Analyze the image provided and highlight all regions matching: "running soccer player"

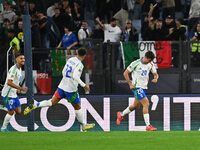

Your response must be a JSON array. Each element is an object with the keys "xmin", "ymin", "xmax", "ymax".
[
  {"xmin": 24, "ymin": 48, "xmax": 95, "ymax": 131},
  {"xmin": 117, "ymin": 51, "xmax": 159, "ymax": 131},
  {"xmin": 1, "ymin": 53, "xmax": 28, "ymax": 132}
]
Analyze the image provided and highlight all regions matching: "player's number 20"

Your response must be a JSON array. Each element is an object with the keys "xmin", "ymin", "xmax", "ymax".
[
  {"xmin": 65, "ymin": 64, "xmax": 72, "ymax": 78},
  {"xmin": 141, "ymin": 70, "xmax": 147, "ymax": 76}
]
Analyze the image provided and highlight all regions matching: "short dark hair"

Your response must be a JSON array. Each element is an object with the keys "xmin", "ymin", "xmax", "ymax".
[
  {"xmin": 64, "ymin": 25, "xmax": 73, "ymax": 31},
  {"xmin": 145, "ymin": 51, "xmax": 155, "ymax": 60},
  {"xmin": 177, "ymin": 18, "xmax": 184, "ymax": 25},
  {"xmin": 77, "ymin": 48, "xmax": 87, "ymax": 56},
  {"xmin": 15, "ymin": 53, "xmax": 24, "ymax": 58},
  {"xmin": 110, "ymin": 18, "xmax": 117, "ymax": 22}
]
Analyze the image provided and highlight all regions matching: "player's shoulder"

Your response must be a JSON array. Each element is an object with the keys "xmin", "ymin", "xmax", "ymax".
[
  {"xmin": 130, "ymin": 59, "xmax": 141, "ymax": 66},
  {"xmin": 9, "ymin": 64, "xmax": 18, "ymax": 73},
  {"xmin": 148, "ymin": 61, "xmax": 154, "ymax": 67}
]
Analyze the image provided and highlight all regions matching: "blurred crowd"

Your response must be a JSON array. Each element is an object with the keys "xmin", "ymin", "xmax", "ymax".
[{"xmin": 0, "ymin": 0, "xmax": 200, "ymax": 54}]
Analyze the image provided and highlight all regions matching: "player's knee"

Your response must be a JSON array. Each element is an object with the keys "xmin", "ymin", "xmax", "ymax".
[{"xmin": 143, "ymin": 103, "xmax": 149, "ymax": 108}]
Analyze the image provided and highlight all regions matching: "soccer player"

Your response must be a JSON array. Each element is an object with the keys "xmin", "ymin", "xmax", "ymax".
[
  {"xmin": 1, "ymin": 53, "xmax": 28, "ymax": 131},
  {"xmin": 117, "ymin": 51, "xmax": 159, "ymax": 131},
  {"xmin": 24, "ymin": 48, "xmax": 95, "ymax": 131}
]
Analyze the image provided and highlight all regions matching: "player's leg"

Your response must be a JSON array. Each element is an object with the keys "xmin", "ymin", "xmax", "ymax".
[
  {"xmin": 70, "ymin": 92, "xmax": 95, "ymax": 131},
  {"xmin": 15, "ymin": 107, "xmax": 21, "ymax": 114},
  {"xmin": 1, "ymin": 97, "xmax": 16, "ymax": 131},
  {"xmin": 117, "ymin": 99, "xmax": 141, "ymax": 125},
  {"xmin": 117, "ymin": 88, "xmax": 142, "ymax": 126},
  {"xmin": 24, "ymin": 88, "xmax": 62, "ymax": 115},
  {"xmin": 139, "ymin": 97, "xmax": 157, "ymax": 131}
]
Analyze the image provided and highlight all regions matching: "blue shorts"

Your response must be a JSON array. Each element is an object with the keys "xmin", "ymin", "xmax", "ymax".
[
  {"xmin": 54, "ymin": 88, "xmax": 80, "ymax": 104},
  {"xmin": 3, "ymin": 96, "xmax": 21, "ymax": 110},
  {"xmin": 132, "ymin": 88, "xmax": 147, "ymax": 100}
]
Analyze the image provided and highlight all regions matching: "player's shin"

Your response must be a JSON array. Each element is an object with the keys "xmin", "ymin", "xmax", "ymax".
[
  {"xmin": 121, "ymin": 106, "xmax": 131, "ymax": 117},
  {"xmin": 36, "ymin": 100, "xmax": 52, "ymax": 108},
  {"xmin": 75, "ymin": 109, "xmax": 85, "ymax": 125},
  {"xmin": 1, "ymin": 113, "xmax": 12, "ymax": 130},
  {"xmin": 143, "ymin": 113, "xmax": 150, "ymax": 126}
]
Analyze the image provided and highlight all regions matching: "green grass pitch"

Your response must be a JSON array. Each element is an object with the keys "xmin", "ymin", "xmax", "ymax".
[{"xmin": 0, "ymin": 131, "xmax": 199, "ymax": 150}]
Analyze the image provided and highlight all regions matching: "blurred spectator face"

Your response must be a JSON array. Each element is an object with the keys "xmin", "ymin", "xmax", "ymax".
[
  {"xmin": 65, "ymin": 7, "xmax": 71, "ymax": 14},
  {"xmin": 176, "ymin": 20, "xmax": 181, "ymax": 27},
  {"xmin": 3, "ymin": 20, "xmax": 10, "ymax": 27},
  {"xmin": 74, "ymin": 2, "xmax": 80, "ymax": 8},
  {"xmin": 4, "ymin": 3, "xmax": 11, "ymax": 10},
  {"xmin": 82, "ymin": 21, "xmax": 88, "ymax": 28},
  {"xmin": 126, "ymin": 22, "xmax": 132, "ymax": 29},
  {"xmin": 37, "ymin": 12, "xmax": 44, "ymax": 19},
  {"xmin": 156, "ymin": 20, "xmax": 162, "ymax": 29},
  {"xmin": 64, "ymin": 27, "xmax": 69, "ymax": 33},
  {"xmin": 18, "ymin": 21, "xmax": 23, "ymax": 29},
  {"xmin": 63, "ymin": 0, "xmax": 69, "ymax": 8},
  {"xmin": 54, "ymin": 2, "xmax": 59, "ymax": 8},
  {"xmin": 197, "ymin": 24, "xmax": 200, "ymax": 32},
  {"xmin": 165, "ymin": 18, "xmax": 173, "ymax": 25},
  {"xmin": 29, "ymin": 2, "xmax": 35, "ymax": 10},
  {"xmin": 55, "ymin": 8, "xmax": 60, "ymax": 16},
  {"xmin": 20, "ymin": 0, "xmax": 26, "ymax": 6},
  {"xmin": 110, "ymin": 20, "xmax": 117, "ymax": 27}
]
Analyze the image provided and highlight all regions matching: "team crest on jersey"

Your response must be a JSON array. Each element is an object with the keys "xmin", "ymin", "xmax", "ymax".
[{"xmin": 78, "ymin": 69, "xmax": 81, "ymax": 72}]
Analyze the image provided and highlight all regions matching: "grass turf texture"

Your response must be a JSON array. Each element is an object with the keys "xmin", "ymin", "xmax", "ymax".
[{"xmin": 0, "ymin": 131, "xmax": 199, "ymax": 150}]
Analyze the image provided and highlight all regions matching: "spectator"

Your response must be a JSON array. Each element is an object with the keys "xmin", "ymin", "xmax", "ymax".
[
  {"xmin": 152, "ymin": 19, "xmax": 166, "ymax": 41},
  {"xmin": 0, "ymin": 2, "xmax": 16, "ymax": 27},
  {"xmin": 60, "ymin": 0, "xmax": 70, "ymax": 14},
  {"xmin": 188, "ymin": 0, "xmax": 200, "ymax": 36},
  {"xmin": 157, "ymin": 0, "xmax": 175, "ymax": 19},
  {"xmin": 73, "ymin": 0, "xmax": 84, "ymax": 21},
  {"xmin": 29, "ymin": 2, "xmax": 36, "ymax": 16},
  {"xmin": 90, "ymin": 24, "xmax": 104, "ymax": 40},
  {"xmin": 138, "ymin": 0, "xmax": 159, "ymax": 26},
  {"xmin": 37, "ymin": 11, "xmax": 49, "ymax": 48},
  {"xmin": 0, "ymin": 18, "xmax": 11, "ymax": 46},
  {"xmin": 63, "ymin": 6, "xmax": 75, "ymax": 31},
  {"xmin": 121, "ymin": 19, "xmax": 138, "ymax": 42},
  {"xmin": 96, "ymin": 17, "xmax": 122, "ymax": 68},
  {"xmin": 47, "ymin": 1, "xmax": 59, "ymax": 17},
  {"xmin": 7, "ymin": 29, "xmax": 20, "ymax": 55},
  {"xmin": 172, "ymin": 18, "xmax": 186, "ymax": 41},
  {"xmin": 141, "ymin": 3, "xmax": 157, "ymax": 40},
  {"xmin": 78, "ymin": 21, "xmax": 90, "ymax": 45},
  {"xmin": 17, "ymin": 0, "xmax": 25, "ymax": 14},
  {"xmin": 31, "ymin": 14, "xmax": 41, "ymax": 48},
  {"xmin": 96, "ymin": 17, "xmax": 121, "ymax": 43},
  {"xmin": 163, "ymin": 15, "xmax": 176, "ymax": 40},
  {"xmin": 52, "ymin": 8, "xmax": 65, "ymax": 37},
  {"xmin": 57, "ymin": 25, "xmax": 78, "ymax": 50},
  {"xmin": 15, "ymin": 19, "xmax": 24, "ymax": 53},
  {"xmin": 191, "ymin": 23, "xmax": 200, "ymax": 66}
]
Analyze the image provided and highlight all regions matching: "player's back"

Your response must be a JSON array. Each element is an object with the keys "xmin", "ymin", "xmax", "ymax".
[{"xmin": 58, "ymin": 57, "xmax": 83, "ymax": 92}]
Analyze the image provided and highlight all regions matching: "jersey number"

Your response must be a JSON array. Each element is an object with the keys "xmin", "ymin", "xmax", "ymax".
[
  {"xmin": 65, "ymin": 64, "xmax": 72, "ymax": 78},
  {"xmin": 141, "ymin": 70, "xmax": 147, "ymax": 76}
]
